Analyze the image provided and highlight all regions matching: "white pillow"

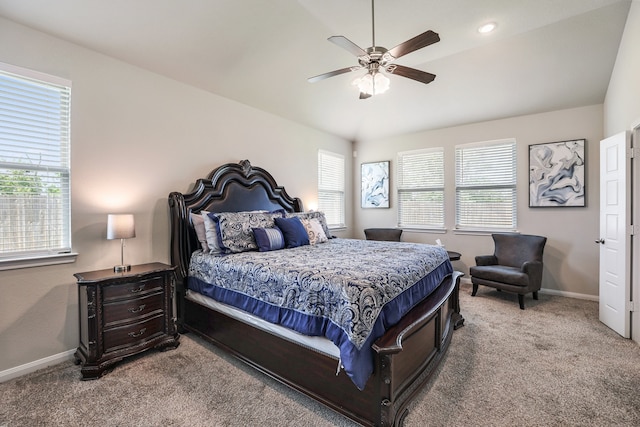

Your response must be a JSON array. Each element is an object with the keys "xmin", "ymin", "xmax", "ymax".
[
  {"xmin": 189, "ymin": 212, "xmax": 209, "ymax": 252},
  {"xmin": 201, "ymin": 211, "xmax": 222, "ymax": 254},
  {"xmin": 287, "ymin": 211, "xmax": 332, "ymax": 239}
]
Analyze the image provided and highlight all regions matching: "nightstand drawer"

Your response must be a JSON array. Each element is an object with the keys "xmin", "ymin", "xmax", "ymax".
[
  {"xmin": 103, "ymin": 292, "xmax": 164, "ymax": 327},
  {"xmin": 103, "ymin": 276, "xmax": 164, "ymax": 301},
  {"xmin": 103, "ymin": 315, "xmax": 164, "ymax": 353}
]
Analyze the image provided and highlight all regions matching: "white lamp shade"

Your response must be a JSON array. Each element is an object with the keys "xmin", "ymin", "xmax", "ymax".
[{"xmin": 107, "ymin": 214, "xmax": 136, "ymax": 240}]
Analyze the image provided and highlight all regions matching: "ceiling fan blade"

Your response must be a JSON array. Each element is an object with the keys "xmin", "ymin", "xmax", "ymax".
[
  {"xmin": 359, "ymin": 92, "xmax": 372, "ymax": 100},
  {"xmin": 307, "ymin": 66, "xmax": 362, "ymax": 83},
  {"xmin": 386, "ymin": 30, "xmax": 440, "ymax": 61},
  {"xmin": 328, "ymin": 36, "xmax": 368, "ymax": 57},
  {"xmin": 385, "ymin": 64, "xmax": 436, "ymax": 84}
]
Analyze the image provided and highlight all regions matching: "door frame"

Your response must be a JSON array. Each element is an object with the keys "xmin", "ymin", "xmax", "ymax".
[{"xmin": 631, "ymin": 118, "xmax": 640, "ymax": 344}]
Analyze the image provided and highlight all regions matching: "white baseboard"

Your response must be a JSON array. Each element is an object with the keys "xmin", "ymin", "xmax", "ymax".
[
  {"xmin": 459, "ymin": 276, "xmax": 598, "ymax": 302},
  {"xmin": 0, "ymin": 349, "xmax": 76, "ymax": 383},
  {"xmin": 539, "ymin": 288, "xmax": 598, "ymax": 302}
]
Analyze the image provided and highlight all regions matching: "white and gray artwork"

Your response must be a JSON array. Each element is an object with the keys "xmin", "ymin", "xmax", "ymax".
[
  {"xmin": 529, "ymin": 139, "xmax": 585, "ymax": 207},
  {"xmin": 361, "ymin": 161, "xmax": 389, "ymax": 208}
]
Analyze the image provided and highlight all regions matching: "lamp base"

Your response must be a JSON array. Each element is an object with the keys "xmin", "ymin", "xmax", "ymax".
[{"xmin": 114, "ymin": 264, "xmax": 131, "ymax": 273}]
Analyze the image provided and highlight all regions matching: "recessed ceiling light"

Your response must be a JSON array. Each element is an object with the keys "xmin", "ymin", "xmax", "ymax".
[{"xmin": 478, "ymin": 22, "xmax": 497, "ymax": 34}]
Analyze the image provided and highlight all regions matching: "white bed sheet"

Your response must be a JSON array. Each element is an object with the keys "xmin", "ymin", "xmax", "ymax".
[{"xmin": 186, "ymin": 290, "xmax": 340, "ymax": 360}]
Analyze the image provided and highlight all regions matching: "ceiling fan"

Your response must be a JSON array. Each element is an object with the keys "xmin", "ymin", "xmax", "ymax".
[{"xmin": 308, "ymin": 0, "xmax": 440, "ymax": 99}]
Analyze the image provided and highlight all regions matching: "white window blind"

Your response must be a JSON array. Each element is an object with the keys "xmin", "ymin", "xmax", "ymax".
[
  {"xmin": 455, "ymin": 139, "xmax": 516, "ymax": 230},
  {"xmin": 397, "ymin": 148, "xmax": 444, "ymax": 228},
  {"xmin": 0, "ymin": 62, "xmax": 72, "ymax": 259},
  {"xmin": 318, "ymin": 150, "xmax": 345, "ymax": 228}
]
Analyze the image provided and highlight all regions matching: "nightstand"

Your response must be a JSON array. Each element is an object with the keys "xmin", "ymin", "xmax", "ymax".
[{"xmin": 74, "ymin": 262, "xmax": 180, "ymax": 380}]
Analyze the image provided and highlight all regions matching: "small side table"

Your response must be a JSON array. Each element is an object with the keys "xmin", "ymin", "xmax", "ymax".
[
  {"xmin": 447, "ymin": 251, "xmax": 461, "ymax": 261},
  {"xmin": 74, "ymin": 262, "xmax": 180, "ymax": 380}
]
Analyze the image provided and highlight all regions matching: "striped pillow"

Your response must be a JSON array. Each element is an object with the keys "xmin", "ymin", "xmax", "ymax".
[{"xmin": 252, "ymin": 227, "xmax": 285, "ymax": 252}]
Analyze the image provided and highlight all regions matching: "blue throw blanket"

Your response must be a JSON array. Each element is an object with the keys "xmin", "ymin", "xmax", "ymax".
[{"xmin": 188, "ymin": 238, "xmax": 452, "ymax": 389}]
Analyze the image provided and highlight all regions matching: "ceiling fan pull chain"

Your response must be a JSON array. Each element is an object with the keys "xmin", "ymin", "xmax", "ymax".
[{"xmin": 371, "ymin": 0, "xmax": 376, "ymax": 48}]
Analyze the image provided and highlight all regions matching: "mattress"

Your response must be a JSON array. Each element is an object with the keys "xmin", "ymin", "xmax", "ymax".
[{"xmin": 186, "ymin": 289, "xmax": 340, "ymax": 359}]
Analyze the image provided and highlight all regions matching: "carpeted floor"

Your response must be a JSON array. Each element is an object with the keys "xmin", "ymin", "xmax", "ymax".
[{"xmin": 1, "ymin": 281, "xmax": 640, "ymax": 426}]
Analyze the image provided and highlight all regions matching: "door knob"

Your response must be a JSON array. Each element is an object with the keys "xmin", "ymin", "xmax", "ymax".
[{"xmin": 595, "ymin": 239, "xmax": 605, "ymax": 244}]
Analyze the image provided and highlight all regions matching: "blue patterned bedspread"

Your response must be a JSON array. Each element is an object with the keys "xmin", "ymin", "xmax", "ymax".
[{"xmin": 188, "ymin": 238, "xmax": 453, "ymax": 390}]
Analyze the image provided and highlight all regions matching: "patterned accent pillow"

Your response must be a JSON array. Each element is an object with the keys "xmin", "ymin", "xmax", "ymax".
[
  {"xmin": 274, "ymin": 216, "xmax": 310, "ymax": 248},
  {"xmin": 209, "ymin": 211, "xmax": 285, "ymax": 253},
  {"xmin": 301, "ymin": 218, "xmax": 328, "ymax": 245},
  {"xmin": 252, "ymin": 227, "xmax": 285, "ymax": 252},
  {"xmin": 286, "ymin": 211, "xmax": 332, "ymax": 239}
]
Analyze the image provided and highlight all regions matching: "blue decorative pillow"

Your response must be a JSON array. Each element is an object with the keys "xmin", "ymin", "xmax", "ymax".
[
  {"xmin": 252, "ymin": 227, "xmax": 285, "ymax": 252},
  {"xmin": 274, "ymin": 216, "xmax": 310, "ymax": 248}
]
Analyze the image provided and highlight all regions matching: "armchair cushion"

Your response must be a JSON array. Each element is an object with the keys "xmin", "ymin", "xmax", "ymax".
[{"xmin": 469, "ymin": 265, "xmax": 529, "ymax": 287}]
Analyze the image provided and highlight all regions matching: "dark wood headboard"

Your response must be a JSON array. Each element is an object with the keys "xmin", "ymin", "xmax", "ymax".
[{"xmin": 168, "ymin": 159, "xmax": 303, "ymax": 288}]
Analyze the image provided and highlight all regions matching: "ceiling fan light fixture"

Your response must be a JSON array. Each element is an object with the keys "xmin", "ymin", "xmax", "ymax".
[{"xmin": 353, "ymin": 72, "xmax": 390, "ymax": 96}]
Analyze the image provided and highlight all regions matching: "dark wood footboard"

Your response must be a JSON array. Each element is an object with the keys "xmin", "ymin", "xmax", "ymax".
[{"xmin": 183, "ymin": 271, "xmax": 462, "ymax": 426}]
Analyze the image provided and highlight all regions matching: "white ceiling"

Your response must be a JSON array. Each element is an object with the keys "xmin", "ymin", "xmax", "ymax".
[{"xmin": 0, "ymin": 0, "xmax": 631, "ymax": 141}]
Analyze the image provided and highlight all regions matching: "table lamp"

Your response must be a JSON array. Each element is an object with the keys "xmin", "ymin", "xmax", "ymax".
[{"xmin": 107, "ymin": 214, "xmax": 135, "ymax": 272}]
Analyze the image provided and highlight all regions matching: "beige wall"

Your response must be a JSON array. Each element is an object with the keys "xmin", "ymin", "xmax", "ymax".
[
  {"xmin": 604, "ymin": 0, "xmax": 640, "ymax": 136},
  {"xmin": 0, "ymin": 17, "xmax": 352, "ymax": 372},
  {"xmin": 354, "ymin": 105, "xmax": 603, "ymax": 298}
]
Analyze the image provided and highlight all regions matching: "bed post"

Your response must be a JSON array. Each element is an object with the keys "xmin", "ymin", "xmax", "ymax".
[{"xmin": 168, "ymin": 191, "xmax": 190, "ymax": 331}]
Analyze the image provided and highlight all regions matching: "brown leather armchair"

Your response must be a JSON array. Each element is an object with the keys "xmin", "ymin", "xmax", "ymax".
[
  {"xmin": 470, "ymin": 233, "xmax": 547, "ymax": 309},
  {"xmin": 364, "ymin": 228, "xmax": 403, "ymax": 242}
]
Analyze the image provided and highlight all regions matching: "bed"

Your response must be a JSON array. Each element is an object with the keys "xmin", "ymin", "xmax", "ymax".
[{"xmin": 168, "ymin": 159, "xmax": 463, "ymax": 426}]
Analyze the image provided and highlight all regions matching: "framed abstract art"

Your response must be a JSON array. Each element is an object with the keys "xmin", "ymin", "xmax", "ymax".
[
  {"xmin": 529, "ymin": 139, "xmax": 586, "ymax": 207},
  {"xmin": 361, "ymin": 161, "xmax": 390, "ymax": 208}
]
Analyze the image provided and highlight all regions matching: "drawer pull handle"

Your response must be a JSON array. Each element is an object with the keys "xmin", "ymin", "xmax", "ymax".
[
  {"xmin": 129, "ymin": 304, "xmax": 146, "ymax": 313},
  {"xmin": 130, "ymin": 286, "xmax": 145, "ymax": 293},
  {"xmin": 128, "ymin": 328, "xmax": 147, "ymax": 338}
]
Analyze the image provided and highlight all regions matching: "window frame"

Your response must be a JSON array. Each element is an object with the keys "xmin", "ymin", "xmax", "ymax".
[
  {"xmin": 454, "ymin": 138, "xmax": 517, "ymax": 232},
  {"xmin": 396, "ymin": 147, "xmax": 445, "ymax": 230},
  {"xmin": 0, "ymin": 62, "xmax": 77, "ymax": 270},
  {"xmin": 317, "ymin": 149, "xmax": 345, "ymax": 229}
]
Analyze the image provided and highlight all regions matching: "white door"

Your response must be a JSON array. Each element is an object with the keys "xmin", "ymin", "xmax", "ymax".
[{"xmin": 599, "ymin": 131, "xmax": 631, "ymax": 338}]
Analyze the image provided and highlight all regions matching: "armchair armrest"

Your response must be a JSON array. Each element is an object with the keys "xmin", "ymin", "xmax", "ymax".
[
  {"xmin": 522, "ymin": 260, "xmax": 542, "ymax": 274},
  {"xmin": 522, "ymin": 260, "xmax": 544, "ymax": 289},
  {"xmin": 475, "ymin": 255, "xmax": 497, "ymax": 266}
]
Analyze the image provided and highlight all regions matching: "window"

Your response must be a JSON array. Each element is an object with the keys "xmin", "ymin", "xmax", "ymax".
[
  {"xmin": 317, "ymin": 150, "xmax": 345, "ymax": 228},
  {"xmin": 0, "ymin": 62, "xmax": 73, "ymax": 266},
  {"xmin": 397, "ymin": 148, "xmax": 445, "ymax": 229},
  {"xmin": 455, "ymin": 139, "xmax": 517, "ymax": 230}
]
